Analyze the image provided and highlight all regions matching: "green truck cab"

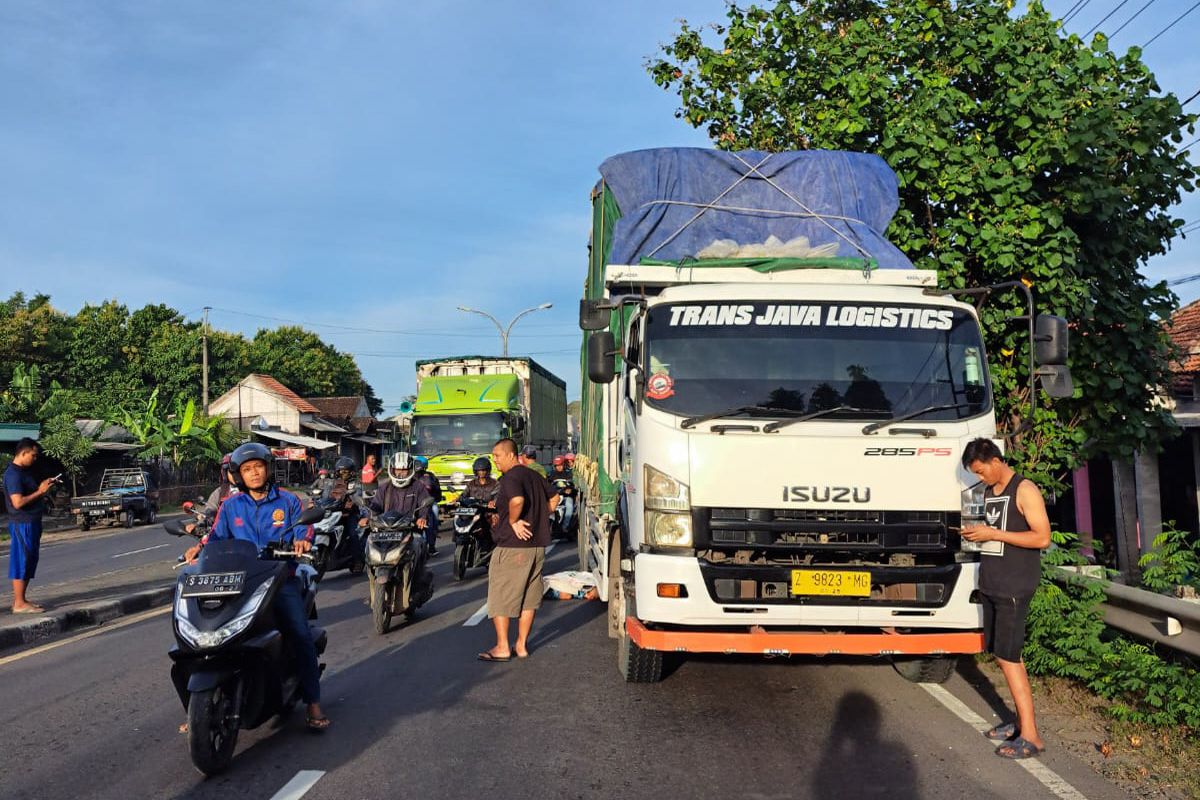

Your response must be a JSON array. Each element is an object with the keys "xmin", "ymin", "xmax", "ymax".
[{"xmin": 410, "ymin": 356, "xmax": 567, "ymax": 507}]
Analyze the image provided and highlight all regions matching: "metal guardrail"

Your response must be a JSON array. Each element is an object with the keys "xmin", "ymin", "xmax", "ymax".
[{"xmin": 1051, "ymin": 567, "xmax": 1200, "ymax": 659}]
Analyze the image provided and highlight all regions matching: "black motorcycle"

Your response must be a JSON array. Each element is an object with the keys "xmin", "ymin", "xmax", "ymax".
[
  {"xmin": 164, "ymin": 505, "xmax": 326, "ymax": 776},
  {"xmin": 364, "ymin": 503, "xmax": 435, "ymax": 634},
  {"xmin": 452, "ymin": 496, "xmax": 495, "ymax": 581},
  {"xmin": 307, "ymin": 489, "xmax": 364, "ymax": 581}
]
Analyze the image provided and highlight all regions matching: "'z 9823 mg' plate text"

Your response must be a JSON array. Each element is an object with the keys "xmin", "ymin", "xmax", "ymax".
[{"xmin": 790, "ymin": 570, "xmax": 871, "ymax": 597}]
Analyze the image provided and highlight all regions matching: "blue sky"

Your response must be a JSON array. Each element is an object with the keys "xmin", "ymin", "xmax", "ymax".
[{"xmin": 2, "ymin": 1, "xmax": 1197, "ymax": 412}]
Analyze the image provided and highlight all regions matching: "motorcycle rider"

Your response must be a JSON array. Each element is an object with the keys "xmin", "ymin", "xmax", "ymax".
[
  {"xmin": 200, "ymin": 453, "xmax": 239, "ymax": 519},
  {"xmin": 548, "ymin": 455, "xmax": 575, "ymax": 534},
  {"xmin": 326, "ymin": 456, "xmax": 365, "ymax": 564},
  {"xmin": 413, "ymin": 456, "xmax": 443, "ymax": 555},
  {"xmin": 461, "ymin": 457, "xmax": 499, "ymax": 504},
  {"xmin": 188, "ymin": 442, "xmax": 330, "ymax": 731},
  {"xmin": 362, "ymin": 452, "xmax": 431, "ymax": 527}
]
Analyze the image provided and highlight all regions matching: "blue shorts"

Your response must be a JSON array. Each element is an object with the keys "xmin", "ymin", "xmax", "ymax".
[{"xmin": 7, "ymin": 520, "xmax": 43, "ymax": 581}]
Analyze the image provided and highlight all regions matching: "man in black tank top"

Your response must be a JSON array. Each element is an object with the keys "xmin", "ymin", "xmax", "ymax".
[{"xmin": 961, "ymin": 438, "xmax": 1051, "ymax": 760}]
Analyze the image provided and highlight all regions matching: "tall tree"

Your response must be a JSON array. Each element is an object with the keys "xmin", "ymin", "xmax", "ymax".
[
  {"xmin": 649, "ymin": 0, "xmax": 1197, "ymax": 481},
  {"xmin": 0, "ymin": 292, "xmax": 72, "ymax": 386},
  {"xmin": 249, "ymin": 326, "xmax": 382, "ymax": 414}
]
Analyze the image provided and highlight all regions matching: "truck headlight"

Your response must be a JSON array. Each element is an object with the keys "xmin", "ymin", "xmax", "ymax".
[
  {"xmin": 645, "ymin": 511, "xmax": 693, "ymax": 548},
  {"xmin": 644, "ymin": 464, "xmax": 690, "ymax": 511}
]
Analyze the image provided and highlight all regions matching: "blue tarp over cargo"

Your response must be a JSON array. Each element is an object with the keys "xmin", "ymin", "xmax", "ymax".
[{"xmin": 597, "ymin": 148, "xmax": 914, "ymax": 270}]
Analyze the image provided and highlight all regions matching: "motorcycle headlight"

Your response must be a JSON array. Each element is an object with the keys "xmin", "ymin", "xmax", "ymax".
[
  {"xmin": 645, "ymin": 510, "xmax": 693, "ymax": 548},
  {"xmin": 175, "ymin": 580, "xmax": 272, "ymax": 650},
  {"xmin": 644, "ymin": 464, "xmax": 690, "ymax": 512}
]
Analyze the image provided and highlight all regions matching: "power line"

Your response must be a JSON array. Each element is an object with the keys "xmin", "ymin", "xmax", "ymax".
[
  {"xmin": 1065, "ymin": 0, "xmax": 1094, "ymax": 26},
  {"xmin": 1142, "ymin": 0, "xmax": 1200, "ymax": 47},
  {"xmin": 1086, "ymin": 0, "xmax": 1133, "ymax": 35},
  {"xmin": 1183, "ymin": 88, "xmax": 1200, "ymax": 106},
  {"xmin": 1169, "ymin": 273, "xmax": 1200, "ymax": 286},
  {"xmin": 1110, "ymin": 0, "xmax": 1158, "ymax": 36},
  {"xmin": 1181, "ymin": 137, "xmax": 1200, "ymax": 151},
  {"xmin": 1066, "ymin": 0, "xmax": 1095, "ymax": 24}
]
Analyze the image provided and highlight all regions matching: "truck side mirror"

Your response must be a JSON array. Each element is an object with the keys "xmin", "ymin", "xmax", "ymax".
[
  {"xmin": 1037, "ymin": 365, "xmax": 1074, "ymax": 398},
  {"xmin": 579, "ymin": 299, "xmax": 613, "ymax": 331},
  {"xmin": 587, "ymin": 331, "xmax": 617, "ymax": 384},
  {"xmin": 1034, "ymin": 315, "xmax": 1069, "ymax": 366}
]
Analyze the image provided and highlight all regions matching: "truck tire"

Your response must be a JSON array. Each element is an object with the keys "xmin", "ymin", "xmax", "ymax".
[
  {"xmin": 617, "ymin": 625, "xmax": 665, "ymax": 683},
  {"xmin": 146, "ymin": 506, "xmax": 157, "ymax": 525},
  {"xmin": 123, "ymin": 509, "xmax": 135, "ymax": 528},
  {"xmin": 606, "ymin": 531, "xmax": 624, "ymax": 639},
  {"xmin": 892, "ymin": 656, "xmax": 957, "ymax": 684},
  {"xmin": 79, "ymin": 518, "xmax": 90, "ymax": 532}
]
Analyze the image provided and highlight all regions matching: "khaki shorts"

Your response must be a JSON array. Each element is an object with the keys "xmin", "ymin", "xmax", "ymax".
[{"xmin": 487, "ymin": 546, "xmax": 545, "ymax": 618}]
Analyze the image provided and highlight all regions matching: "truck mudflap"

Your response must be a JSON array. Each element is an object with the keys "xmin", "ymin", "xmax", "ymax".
[{"xmin": 625, "ymin": 617, "xmax": 984, "ymax": 656}]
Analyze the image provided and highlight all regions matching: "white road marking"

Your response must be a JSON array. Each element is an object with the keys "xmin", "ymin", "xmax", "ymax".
[
  {"xmin": 464, "ymin": 604, "xmax": 489, "ymax": 627},
  {"xmin": 920, "ymin": 683, "xmax": 1089, "ymax": 800},
  {"xmin": 268, "ymin": 770, "xmax": 325, "ymax": 800},
  {"xmin": 0, "ymin": 605, "xmax": 171, "ymax": 667},
  {"xmin": 111, "ymin": 543, "xmax": 171, "ymax": 558}
]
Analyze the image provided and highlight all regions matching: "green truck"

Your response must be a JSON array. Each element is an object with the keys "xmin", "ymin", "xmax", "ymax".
[{"xmin": 410, "ymin": 356, "xmax": 568, "ymax": 506}]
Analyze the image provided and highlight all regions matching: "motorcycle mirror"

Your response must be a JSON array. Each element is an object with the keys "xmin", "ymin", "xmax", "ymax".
[
  {"xmin": 298, "ymin": 506, "xmax": 326, "ymax": 525},
  {"xmin": 163, "ymin": 519, "xmax": 190, "ymax": 537},
  {"xmin": 418, "ymin": 497, "xmax": 435, "ymax": 511}
]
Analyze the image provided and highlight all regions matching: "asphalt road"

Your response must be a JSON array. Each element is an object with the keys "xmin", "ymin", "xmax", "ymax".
[
  {"xmin": 0, "ymin": 521, "xmax": 182, "ymax": 600},
  {"xmin": 0, "ymin": 537, "xmax": 1134, "ymax": 800}
]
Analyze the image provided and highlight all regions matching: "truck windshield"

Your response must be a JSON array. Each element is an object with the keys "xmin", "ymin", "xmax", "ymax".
[
  {"xmin": 411, "ymin": 413, "xmax": 504, "ymax": 456},
  {"xmin": 642, "ymin": 301, "xmax": 990, "ymax": 422}
]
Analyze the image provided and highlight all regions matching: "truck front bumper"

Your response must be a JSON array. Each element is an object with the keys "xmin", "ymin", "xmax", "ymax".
[
  {"xmin": 626, "ymin": 617, "xmax": 983, "ymax": 656},
  {"xmin": 632, "ymin": 553, "xmax": 984, "ymax": 632}
]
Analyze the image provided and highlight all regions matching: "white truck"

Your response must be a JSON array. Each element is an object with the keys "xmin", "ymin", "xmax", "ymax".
[{"xmin": 575, "ymin": 148, "xmax": 1072, "ymax": 682}]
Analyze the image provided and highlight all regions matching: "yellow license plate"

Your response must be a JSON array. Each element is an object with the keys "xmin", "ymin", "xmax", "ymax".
[{"xmin": 790, "ymin": 570, "xmax": 871, "ymax": 597}]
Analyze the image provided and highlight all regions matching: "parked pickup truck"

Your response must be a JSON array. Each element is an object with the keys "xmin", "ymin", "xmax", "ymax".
[{"xmin": 70, "ymin": 468, "xmax": 160, "ymax": 530}]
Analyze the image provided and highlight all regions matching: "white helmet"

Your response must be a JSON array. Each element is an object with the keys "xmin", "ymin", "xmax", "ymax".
[{"xmin": 387, "ymin": 451, "xmax": 416, "ymax": 488}]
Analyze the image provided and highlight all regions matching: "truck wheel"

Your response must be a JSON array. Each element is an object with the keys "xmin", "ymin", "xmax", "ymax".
[
  {"xmin": 123, "ymin": 509, "xmax": 135, "ymax": 528},
  {"xmin": 606, "ymin": 532, "xmax": 624, "ymax": 639},
  {"xmin": 617, "ymin": 625, "xmax": 665, "ymax": 683},
  {"xmin": 79, "ymin": 518, "xmax": 90, "ymax": 532},
  {"xmin": 892, "ymin": 656, "xmax": 957, "ymax": 684},
  {"xmin": 146, "ymin": 506, "xmax": 157, "ymax": 525}
]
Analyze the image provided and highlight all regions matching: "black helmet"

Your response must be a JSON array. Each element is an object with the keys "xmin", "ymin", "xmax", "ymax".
[
  {"xmin": 334, "ymin": 456, "xmax": 355, "ymax": 472},
  {"xmin": 230, "ymin": 442, "xmax": 274, "ymax": 490},
  {"xmin": 472, "ymin": 457, "xmax": 491, "ymax": 475}
]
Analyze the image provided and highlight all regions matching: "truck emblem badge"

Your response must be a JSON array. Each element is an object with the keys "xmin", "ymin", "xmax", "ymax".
[{"xmin": 782, "ymin": 486, "xmax": 871, "ymax": 503}]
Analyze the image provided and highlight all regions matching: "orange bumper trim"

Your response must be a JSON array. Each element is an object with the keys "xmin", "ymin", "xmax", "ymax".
[{"xmin": 625, "ymin": 617, "xmax": 984, "ymax": 656}]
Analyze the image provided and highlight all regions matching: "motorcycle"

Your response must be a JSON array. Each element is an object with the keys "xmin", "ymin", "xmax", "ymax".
[
  {"xmin": 364, "ymin": 501, "xmax": 435, "ymax": 635},
  {"xmin": 308, "ymin": 487, "xmax": 364, "ymax": 582},
  {"xmin": 451, "ymin": 496, "xmax": 495, "ymax": 581},
  {"xmin": 164, "ymin": 505, "xmax": 327, "ymax": 776},
  {"xmin": 549, "ymin": 475, "xmax": 576, "ymax": 541}
]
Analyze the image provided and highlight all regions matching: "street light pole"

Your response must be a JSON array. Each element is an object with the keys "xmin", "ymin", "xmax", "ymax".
[{"xmin": 457, "ymin": 303, "xmax": 552, "ymax": 357}]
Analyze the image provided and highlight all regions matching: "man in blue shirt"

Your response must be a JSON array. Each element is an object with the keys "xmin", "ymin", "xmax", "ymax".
[
  {"xmin": 199, "ymin": 442, "xmax": 330, "ymax": 731},
  {"xmin": 4, "ymin": 438, "xmax": 56, "ymax": 614}
]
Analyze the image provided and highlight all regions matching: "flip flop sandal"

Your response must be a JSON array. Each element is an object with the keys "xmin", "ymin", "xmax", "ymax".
[
  {"xmin": 306, "ymin": 715, "xmax": 331, "ymax": 731},
  {"xmin": 984, "ymin": 722, "xmax": 1018, "ymax": 741},
  {"xmin": 477, "ymin": 652, "xmax": 511, "ymax": 663},
  {"xmin": 996, "ymin": 736, "xmax": 1044, "ymax": 759},
  {"xmin": 12, "ymin": 606, "xmax": 45, "ymax": 614}
]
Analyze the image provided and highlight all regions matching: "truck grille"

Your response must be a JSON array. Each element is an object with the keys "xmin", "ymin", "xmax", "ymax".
[{"xmin": 695, "ymin": 507, "xmax": 959, "ymax": 552}]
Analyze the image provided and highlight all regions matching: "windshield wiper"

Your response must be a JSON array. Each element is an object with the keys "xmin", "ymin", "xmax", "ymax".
[
  {"xmin": 679, "ymin": 405, "xmax": 805, "ymax": 430},
  {"xmin": 762, "ymin": 405, "xmax": 880, "ymax": 433},
  {"xmin": 861, "ymin": 403, "xmax": 977, "ymax": 435}
]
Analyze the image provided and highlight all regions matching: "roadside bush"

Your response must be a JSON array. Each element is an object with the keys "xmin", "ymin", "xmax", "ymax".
[
  {"xmin": 1138, "ymin": 523, "xmax": 1200, "ymax": 594},
  {"xmin": 1024, "ymin": 532, "xmax": 1200, "ymax": 730}
]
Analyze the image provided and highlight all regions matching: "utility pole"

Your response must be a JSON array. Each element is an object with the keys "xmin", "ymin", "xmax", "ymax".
[{"xmin": 201, "ymin": 307, "xmax": 211, "ymax": 414}]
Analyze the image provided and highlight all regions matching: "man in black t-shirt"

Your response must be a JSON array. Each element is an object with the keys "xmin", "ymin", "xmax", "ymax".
[
  {"xmin": 477, "ymin": 438, "xmax": 558, "ymax": 662},
  {"xmin": 961, "ymin": 438, "xmax": 1051, "ymax": 761}
]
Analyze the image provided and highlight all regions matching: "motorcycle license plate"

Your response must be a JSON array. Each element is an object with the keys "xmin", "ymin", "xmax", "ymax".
[
  {"xmin": 790, "ymin": 570, "xmax": 871, "ymax": 597},
  {"xmin": 181, "ymin": 571, "xmax": 246, "ymax": 598}
]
